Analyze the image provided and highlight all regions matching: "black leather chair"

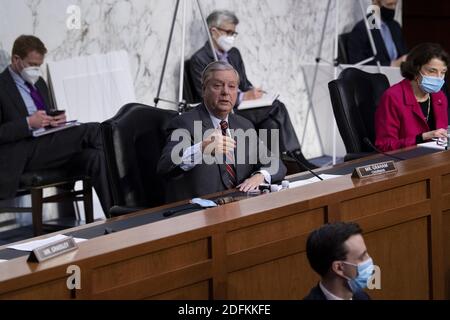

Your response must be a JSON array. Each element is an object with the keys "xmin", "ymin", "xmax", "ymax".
[
  {"xmin": 328, "ymin": 68, "xmax": 390, "ymax": 161},
  {"xmin": 0, "ymin": 171, "xmax": 93, "ymax": 236},
  {"xmin": 101, "ymin": 103, "xmax": 178, "ymax": 217}
]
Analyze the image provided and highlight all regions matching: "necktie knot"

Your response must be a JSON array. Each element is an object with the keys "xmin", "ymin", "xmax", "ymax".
[
  {"xmin": 25, "ymin": 81, "xmax": 35, "ymax": 91},
  {"xmin": 25, "ymin": 81, "xmax": 46, "ymax": 111},
  {"xmin": 220, "ymin": 120, "xmax": 229, "ymax": 134}
]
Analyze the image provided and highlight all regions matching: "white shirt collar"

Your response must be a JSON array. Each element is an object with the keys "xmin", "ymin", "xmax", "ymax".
[
  {"xmin": 204, "ymin": 105, "xmax": 229, "ymax": 130},
  {"xmin": 319, "ymin": 282, "xmax": 352, "ymax": 300}
]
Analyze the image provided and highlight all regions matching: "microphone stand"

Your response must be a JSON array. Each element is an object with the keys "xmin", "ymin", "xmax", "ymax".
[
  {"xmin": 285, "ymin": 151, "xmax": 324, "ymax": 181},
  {"xmin": 154, "ymin": 0, "xmax": 217, "ymax": 114},
  {"xmin": 363, "ymin": 138, "xmax": 405, "ymax": 161}
]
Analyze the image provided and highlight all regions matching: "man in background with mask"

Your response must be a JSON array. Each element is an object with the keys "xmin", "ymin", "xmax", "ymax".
[
  {"xmin": 347, "ymin": 0, "xmax": 408, "ymax": 67},
  {"xmin": 0, "ymin": 35, "xmax": 111, "ymax": 215},
  {"xmin": 304, "ymin": 222, "xmax": 373, "ymax": 300},
  {"xmin": 189, "ymin": 10, "xmax": 316, "ymax": 171}
]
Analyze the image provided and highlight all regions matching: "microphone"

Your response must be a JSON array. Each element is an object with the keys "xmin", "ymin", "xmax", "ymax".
[
  {"xmin": 363, "ymin": 138, "xmax": 406, "ymax": 161},
  {"xmin": 285, "ymin": 151, "xmax": 323, "ymax": 181}
]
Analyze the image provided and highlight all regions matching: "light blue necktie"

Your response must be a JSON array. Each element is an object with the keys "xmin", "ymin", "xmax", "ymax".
[{"xmin": 380, "ymin": 22, "xmax": 398, "ymax": 62}]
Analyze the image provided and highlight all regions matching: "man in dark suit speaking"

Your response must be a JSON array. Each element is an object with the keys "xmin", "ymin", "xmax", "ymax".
[
  {"xmin": 189, "ymin": 10, "xmax": 315, "ymax": 170},
  {"xmin": 158, "ymin": 61, "xmax": 286, "ymax": 203},
  {"xmin": 0, "ymin": 35, "xmax": 111, "ymax": 214}
]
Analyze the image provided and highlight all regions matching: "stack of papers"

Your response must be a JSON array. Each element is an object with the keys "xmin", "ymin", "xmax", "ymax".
[
  {"xmin": 7, "ymin": 234, "xmax": 87, "ymax": 252},
  {"xmin": 237, "ymin": 92, "xmax": 279, "ymax": 110}
]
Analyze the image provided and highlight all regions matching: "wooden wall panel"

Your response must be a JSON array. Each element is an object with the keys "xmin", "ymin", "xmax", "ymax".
[
  {"xmin": 340, "ymin": 182, "xmax": 428, "ymax": 221},
  {"xmin": 91, "ymin": 239, "xmax": 210, "ymax": 294},
  {"xmin": 443, "ymin": 210, "xmax": 450, "ymax": 299},
  {"xmin": 226, "ymin": 208, "xmax": 324, "ymax": 254},
  {"xmin": 363, "ymin": 218, "xmax": 430, "ymax": 300},
  {"xmin": 0, "ymin": 277, "xmax": 71, "ymax": 300},
  {"xmin": 150, "ymin": 281, "xmax": 211, "ymax": 300},
  {"xmin": 227, "ymin": 252, "xmax": 318, "ymax": 300}
]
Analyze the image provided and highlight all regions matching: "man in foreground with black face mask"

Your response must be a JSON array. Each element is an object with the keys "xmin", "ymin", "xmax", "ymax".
[
  {"xmin": 0, "ymin": 35, "xmax": 112, "ymax": 216},
  {"xmin": 347, "ymin": 0, "xmax": 408, "ymax": 67}
]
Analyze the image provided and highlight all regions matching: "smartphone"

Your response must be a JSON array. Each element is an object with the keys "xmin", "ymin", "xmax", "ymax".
[{"xmin": 47, "ymin": 110, "xmax": 66, "ymax": 116}]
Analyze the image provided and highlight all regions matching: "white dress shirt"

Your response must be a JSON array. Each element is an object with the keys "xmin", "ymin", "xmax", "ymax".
[{"xmin": 180, "ymin": 109, "xmax": 271, "ymax": 184}]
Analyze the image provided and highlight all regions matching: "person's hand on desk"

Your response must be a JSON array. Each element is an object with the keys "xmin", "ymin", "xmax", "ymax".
[
  {"xmin": 201, "ymin": 129, "xmax": 236, "ymax": 156},
  {"xmin": 49, "ymin": 112, "xmax": 67, "ymax": 127},
  {"xmin": 243, "ymin": 88, "xmax": 264, "ymax": 101},
  {"xmin": 27, "ymin": 110, "xmax": 53, "ymax": 129},
  {"xmin": 391, "ymin": 55, "xmax": 408, "ymax": 67},
  {"xmin": 238, "ymin": 173, "xmax": 265, "ymax": 192},
  {"xmin": 422, "ymin": 128, "xmax": 448, "ymax": 141}
]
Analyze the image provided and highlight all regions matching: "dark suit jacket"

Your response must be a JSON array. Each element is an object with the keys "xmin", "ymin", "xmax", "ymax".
[
  {"xmin": 157, "ymin": 104, "xmax": 287, "ymax": 203},
  {"xmin": 303, "ymin": 284, "xmax": 371, "ymax": 300},
  {"xmin": 347, "ymin": 19, "xmax": 407, "ymax": 66},
  {"xmin": 0, "ymin": 67, "xmax": 53, "ymax": 198},
  {"xmin": 190, "ymin": 42, "xmax": 253, "ymax": 101}
]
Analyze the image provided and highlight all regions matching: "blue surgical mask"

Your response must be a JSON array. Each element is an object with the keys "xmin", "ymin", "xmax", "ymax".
[
  {"xmin": 419, "ymin": 73, "xmax": 445, "ymax": 94},
  {"xmin": 343, "ymin": 258, "xmax": 375, "ymax": 293}
]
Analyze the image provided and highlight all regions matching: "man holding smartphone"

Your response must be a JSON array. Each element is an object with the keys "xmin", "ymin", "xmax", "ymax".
[{"xmin": 0, "ymin": 35, "xmax": 112, "ymax": 215}]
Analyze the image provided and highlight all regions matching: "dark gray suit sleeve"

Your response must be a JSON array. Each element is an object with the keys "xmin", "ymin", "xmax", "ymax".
[
  {"xmin": 0, "ymin": 102, "xmax": 31, "ymax": 145},
  {"xmin": 189, "ymin": 56, "xmax": 206, "ymax": 101},
  {"xmin": 347, "ymin": 22, "xmax": 373, "ymax": 65},
  {"xmin": 157, "ymin": 116, "xmax": 192, "ymax": 178}
]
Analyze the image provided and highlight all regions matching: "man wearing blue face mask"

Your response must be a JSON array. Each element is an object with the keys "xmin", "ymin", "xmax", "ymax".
[
  {"xmin": 347, "ymin": 0, "xmax": 408, "ymax": 67},
  {"xmin": 304, "ymin": 222, "xmax": 373, "ymax": 300},
  {"xmin": 375, "ymin": 43, "xmax": 449, "ymax": 152}
]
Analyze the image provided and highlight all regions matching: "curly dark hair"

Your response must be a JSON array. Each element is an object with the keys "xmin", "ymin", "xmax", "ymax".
[{"xmin": 401, "ymin": 43, "xmax": 449, "ymax": 80}]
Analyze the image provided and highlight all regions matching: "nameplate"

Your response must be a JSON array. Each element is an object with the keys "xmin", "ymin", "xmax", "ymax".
[
  {"xmin": 28, "ymin": 237, "xmax": 78, "ymax": 263},
  {"xmin": 352, "ymin": 161, "xmax": 398, "ymax": 179}
]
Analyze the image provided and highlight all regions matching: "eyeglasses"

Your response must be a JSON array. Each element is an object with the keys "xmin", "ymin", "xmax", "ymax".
[{"xmin": 216, "ymin": 27, "xmax": 238, "ymax": 37}]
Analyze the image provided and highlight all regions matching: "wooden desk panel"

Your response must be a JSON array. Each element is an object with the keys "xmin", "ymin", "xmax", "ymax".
[{"xmin": 0, "ymin": 149, "xmax": 449, "ymax": 300}]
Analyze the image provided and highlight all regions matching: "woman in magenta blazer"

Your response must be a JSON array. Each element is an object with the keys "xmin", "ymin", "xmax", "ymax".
[{"xmin": 375, "ymin": 43, "xmax": 449, "ymax": 152}]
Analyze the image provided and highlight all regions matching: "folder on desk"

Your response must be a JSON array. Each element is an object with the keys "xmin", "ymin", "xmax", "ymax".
[
  {"xmin": 32, "ymin": 121, "xmax": 81, "ymax": 138},
  {"xmin": 237, "ymin": 92, "xmax": 279, "ymax": 110}
]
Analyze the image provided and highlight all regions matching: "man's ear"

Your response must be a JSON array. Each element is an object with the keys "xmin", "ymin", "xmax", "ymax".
[{"xmin": 331, "ymin": 261, "xmax": 345, "ymax": 277}]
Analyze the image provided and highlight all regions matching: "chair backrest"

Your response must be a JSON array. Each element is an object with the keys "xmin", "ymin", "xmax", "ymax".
[
  {"xmin": 337, "ymin": 33, "xmax": 351, "ymax": 65},
  {"xmin": 328, "ymin": 68, "xmax": 390, "ymax": 154},
  {"xmin": 183, "ymin": 59, "xmax": 202, "ymax": 104},
  {"xmin": 101, "ymin": 103, "xmax": 178, "ymax": 208}
]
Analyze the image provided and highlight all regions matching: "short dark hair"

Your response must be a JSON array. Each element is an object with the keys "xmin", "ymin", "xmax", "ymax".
[
  {"xmin": 306, "ymin": 222, "xmax": 362, "ymax": 277},
  {"xmin": 401, "ymin": 43, "xmax": 449, "ymax": 80},
  {"xmin": 12, "ymin": 35, "xmax": 47, "ymax": 59}
]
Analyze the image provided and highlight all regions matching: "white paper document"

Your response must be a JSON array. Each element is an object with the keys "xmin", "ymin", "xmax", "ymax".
[
  {"xmin": 7, "ymin": 234, "xmax": 87, "ymax": 252},
  {"xmin": 417, "ymin": 141, "xmax": 447, "ymax": 150},
  {"xmin": 32, "ymin": 121, "xmax": 81, "ymax": 138},
  {"xmin": 287, "ymin": 174, "xmax": 342, "ymax": 189},
  {"xmin": 237, "ymin": 92, "xmax": 279, "ymax": 110}
]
